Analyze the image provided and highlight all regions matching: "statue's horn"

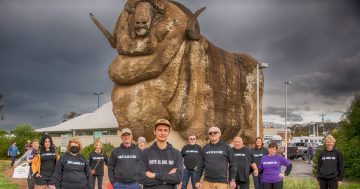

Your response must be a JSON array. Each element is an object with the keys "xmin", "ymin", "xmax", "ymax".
[
  {"xmin": 186, "ymin": 7, "xmax": 206, "ymax": 40},
  {"xmin": 90, "ymin": 13, "xmax": 117, "ymax": 48}
]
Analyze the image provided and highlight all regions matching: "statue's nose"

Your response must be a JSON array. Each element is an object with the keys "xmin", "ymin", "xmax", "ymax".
[{"xmin": 135, "ymin": 16, "xmax": 149, "ymax": 28}]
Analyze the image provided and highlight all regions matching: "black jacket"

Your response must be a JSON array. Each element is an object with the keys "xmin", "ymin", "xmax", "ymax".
[
  {"xmin": 108, "ymin": 143, "xmax": 141, "ymax": 184},
  {"xmin": 232, "ymin": 146, "xmax": 254, "ymax": 182},
  {"xmin": 88, "ymin": 151, "xmax": 108, "ymax": 176},
  {"xmin": 196, "ymin": 141, "xmax": 237, "ymax": 183},
  {"xmin": 181, "ymin": 144, "xmax": 203, "ymax": 170},
  {"xmin": 39, "ymin": 148, "xmax": 57, "ymax": 177},
  {"xmin": 317, "ymin": 148, "xmax": 344, "ymax": 181},
  {"xmin": 53, "ymin": 152, "xmax": 92, "ymax": 189},
  {"xmin": 251, "ymin": 147, "xmax": 268, "ymax": 167},
  {"xmin": 138, "ymin": 142, "xmax": 183, "ymax": 189}
]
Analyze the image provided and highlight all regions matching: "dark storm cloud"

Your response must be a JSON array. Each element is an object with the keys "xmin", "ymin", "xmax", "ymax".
[
  {"xmin": 264, "ymin": 106, "xmax": 303, "ymax": 122},
  {"xmin": 0, "ymin": 0, "xmax": 120, "ymax": 130},
  {"xmin": 1, "ymin": 0, "xmax": 359, "ymax": 130},
  {"xmin": 291, "ymin": 52, "xmax": 360, "ymax": 98}
]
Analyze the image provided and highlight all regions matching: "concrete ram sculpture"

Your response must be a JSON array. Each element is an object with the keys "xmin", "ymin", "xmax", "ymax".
[{"xmin": 90, "ymin": 0, "xmax": 264, "ymax": 145}]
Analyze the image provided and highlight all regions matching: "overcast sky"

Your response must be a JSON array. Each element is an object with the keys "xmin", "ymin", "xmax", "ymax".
[{"xmin": 1, "ymin": 0, "xmax": 360, "ymax": 131}]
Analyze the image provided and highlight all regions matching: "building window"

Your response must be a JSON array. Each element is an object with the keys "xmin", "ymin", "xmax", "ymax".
[
  {"xmin": 76, "ymin": 131, "xmax": 93, "ymax": 136},
  {"xmin": 48, "ymin": 133, "xmax": 62, "ymax": 137},
  {"xmin": 101, "ymin": 130, "xmax": 118, "ymax": 135}
]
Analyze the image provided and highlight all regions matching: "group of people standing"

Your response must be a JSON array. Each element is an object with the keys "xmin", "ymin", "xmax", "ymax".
[{"xmin": 9, "ymin": 118, "xmax": 344, "ymax": 189}]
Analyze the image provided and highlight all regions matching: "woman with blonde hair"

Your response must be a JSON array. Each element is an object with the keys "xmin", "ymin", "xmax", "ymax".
[
  {"xmin": 14, "ymin": 139, "xmax": 40, "ymax": 189},
  {"xmin": 317, "ymin": 135, "xmax": 344, "ymax": 189},
  {"xmin": 53, "ymin": 138, "xmax": 92, "ymax": 189},
  {"xmin": 88, "ymin": 140, "xmax": 108, "ymax": 189}
]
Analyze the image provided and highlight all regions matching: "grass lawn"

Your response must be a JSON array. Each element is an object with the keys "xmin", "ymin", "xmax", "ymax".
[
  {"xmin": 0, "ymin": 161, "xmax": 18, "ymax": 189},
  {"xmin": 283, "ymin": 177, "xmax": 360, "ymax": 189}
]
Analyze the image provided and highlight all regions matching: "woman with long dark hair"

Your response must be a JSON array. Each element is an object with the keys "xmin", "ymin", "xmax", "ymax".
[
  {"xmin": 32, "ymin": 135, "xmax": 59, "ymax": 189},
  {"xmin": 251, "ymin": 137, "xmax": 268, "ymax": 189}
]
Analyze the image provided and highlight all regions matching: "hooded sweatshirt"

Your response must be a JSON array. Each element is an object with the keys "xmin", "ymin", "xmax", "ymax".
[
  {"xmin": 89, "ymin": 151, "xmax": 108, "ymax": 176},
  {"xmin": 196, "ymin": 141, "xmax": 237, "ymax": 183},
  {"xmin": 232, "ymin": 146, "xmax": 254, "ymax": 182},
  {"xmin": 138, "ymin": 142, "xmax": 183, "ymax": 189},
  {"xmin": 317, "ymin": 148, "xmax": 344, "ymax": 181},
  {"xmin": 181, "ymin": 144, "xmax": 203, "ymax": 170},
  {"xmin": 53, "ymin": 152, "xmax": 92, "ymax": 189},
  {"xmin": 251, "ymin": 147, "xmax": 268, "ymax": 167},
  {"xmin": 108, "ymin": 143, "xmax": 140, "ymax": 184}
]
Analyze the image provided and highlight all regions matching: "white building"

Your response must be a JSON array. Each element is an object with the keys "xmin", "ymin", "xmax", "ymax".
[
  {"xmin": 36, "ymin": 102, "xmax": 121, "ymax": 149},
  {"xmin": 36, "ymin": 102, "xmax": 186, "ymax": 151}
]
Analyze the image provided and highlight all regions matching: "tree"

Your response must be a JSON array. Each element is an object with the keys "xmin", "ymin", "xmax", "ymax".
[
  {"xmin": 61, "ymin": 112, "xmax": 81, "ymax": 122},
  {"xmin": 333, "ymin": 94, "xmax": 360, "ymax": 179},
  {"xmin": 14, "ymin": 124, "xmax": 40, "ymax": 154}
]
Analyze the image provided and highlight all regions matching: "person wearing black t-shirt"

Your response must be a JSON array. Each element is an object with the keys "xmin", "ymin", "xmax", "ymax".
[
  {"xmin": 232, "ymin": 136, "xmax": 258, "ymax": 189},
  {"xmin": 89, "ymin": 140, "xmax": 108, "ymax": 189},
  {"xmin": 181, "ymin": 135, "xmax": 203, "ymax": 189},
  {"xmin": 317, "ymin": 135, "xmax": 344, "ymax": 189},
  {"xmin": 251, "ymin": 137, "xmax": 268, "ymax": 189}
]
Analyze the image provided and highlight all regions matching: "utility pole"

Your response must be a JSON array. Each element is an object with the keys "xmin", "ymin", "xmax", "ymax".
[
  {"xmin": 93, "ymin": 92, "xmax": 104, "ymax": 108},
  {"xmin": 320, "ymin": 113, "xmax": 327, "ymax": 135}
]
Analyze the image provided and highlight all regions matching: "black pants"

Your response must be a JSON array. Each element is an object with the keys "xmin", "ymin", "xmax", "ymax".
[
  {"xmin": 27, "ymin": 177, "xmax": 35, "ymax": 189},
  {"xmin": 319, "ymin": 178, "xmax": 338, "ymax": 189},
  {"xmin": 92, "ymin": 174, "xmax": 103, "ymax": 189},
  {"xmin": 262, "ymin": 181, "xmax": 283, "ymax": 189},
  {"xmin": 236, "ymin": 180, "xmax": 249, "ymax": 189}
]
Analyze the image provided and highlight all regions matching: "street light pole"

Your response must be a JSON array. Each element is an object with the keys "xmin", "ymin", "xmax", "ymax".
[
  {"xmin": 284, "ymin": 81, "xmax": 291, "ymax": 159},
  {"xmin": 320, "ymin": 113, "xmax": 327, "ymax": 135},
  {"xmin": 256, "ymin": 62, "xmax": 269, "ymax": 137},
  {"xmin": 93, "ymin": 92, "xmax": 104, "ymax": 108}
]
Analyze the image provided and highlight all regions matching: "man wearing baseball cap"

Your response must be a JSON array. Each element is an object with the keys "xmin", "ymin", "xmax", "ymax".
[
  {"xmin": 138, "ymin": 119, "xmax": 183, "ymax": 189},
  {"xmin": 108, "ymin": 128, "xmax": 141, "ymax": 189}
]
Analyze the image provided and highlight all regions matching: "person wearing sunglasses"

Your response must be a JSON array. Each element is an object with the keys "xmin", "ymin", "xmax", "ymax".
[
  {"xmin": 181, "ymin": 135, "xmax": 203, "ymax": 189},
  {"xmin": 196, "ymin": 127, "xmax": 237, "ymax": 189},
  {"xmin": 53, "ymin": 138, "xmax": 92, "ymax": 189}
]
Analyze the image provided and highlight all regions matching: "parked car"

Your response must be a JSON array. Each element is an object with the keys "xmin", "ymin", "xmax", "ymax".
[
  {"xmin": 278, "ymin": 145, "xmax": 299, "ymax": 160},
  {"xmin": 290, "ymin": 142, "xmax": 314, "ymax": 160}
]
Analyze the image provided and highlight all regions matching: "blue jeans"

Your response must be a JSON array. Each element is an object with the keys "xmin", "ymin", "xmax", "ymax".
[
  {"xmin": 113, "ymin": 181, "xmax": 141, "ymax": 189},
  {"xmin": 253, "ymin": 175, "xmax": 262, "ymax": 189},
  {"xmin": 92, "ymin": 175, "xmax": 103, "ymax": 189},
  {"xmin": 181, "ymin": 169, "xmax": 197, "ymax": 189},
  {"xmin": 10, "ymin": 156, "xmax": 16, "ymax": 167}
]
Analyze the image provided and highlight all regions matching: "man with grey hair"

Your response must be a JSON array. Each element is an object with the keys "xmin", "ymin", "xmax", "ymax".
[
  {"xmin": 232, "ymin": 136, "xmax": 258, "ymax": 189},
  {"xmin": 137, "ymin": 136, "xmax": 147, "ymax": 151},
  {"xmin": 108, "ymin": 128, "xmax": 141, "ymax": 189},
  {"xmin": 181, "ymin": 135, "xmax": 203, "ymax": 189},
  {"xmin": 196, "ymin": 127, "xmax": 237, "ymax": 189}
]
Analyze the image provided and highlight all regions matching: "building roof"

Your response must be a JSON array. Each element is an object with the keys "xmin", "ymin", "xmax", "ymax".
[{"xmin": 36, "ymin": 102, "xmax": 118, "ymax": 132}]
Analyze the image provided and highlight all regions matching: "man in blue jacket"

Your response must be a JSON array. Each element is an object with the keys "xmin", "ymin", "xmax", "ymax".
[
  {"xmin": 8, "ymin": 141, "xmax": 19, "ymax": 167},
  {"xmin": 138, "ymin": 119, "xmax": 183, "ymax": 189}
]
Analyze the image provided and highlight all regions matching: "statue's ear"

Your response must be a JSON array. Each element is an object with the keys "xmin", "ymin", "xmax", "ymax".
[{"xmin": 186, "ymin": 7, "xmax": 206, "ymax": 41}]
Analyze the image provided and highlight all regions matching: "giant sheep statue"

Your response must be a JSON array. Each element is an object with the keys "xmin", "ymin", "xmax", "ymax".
[{"xmin": 90, "ymin": 0, "xmax": 264, "ymax": 145}]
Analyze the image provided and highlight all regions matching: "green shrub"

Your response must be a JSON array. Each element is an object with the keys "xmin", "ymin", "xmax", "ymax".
[{"xmin": 81, "ymin": 143, "xmax": 115, "ymax": 159}]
